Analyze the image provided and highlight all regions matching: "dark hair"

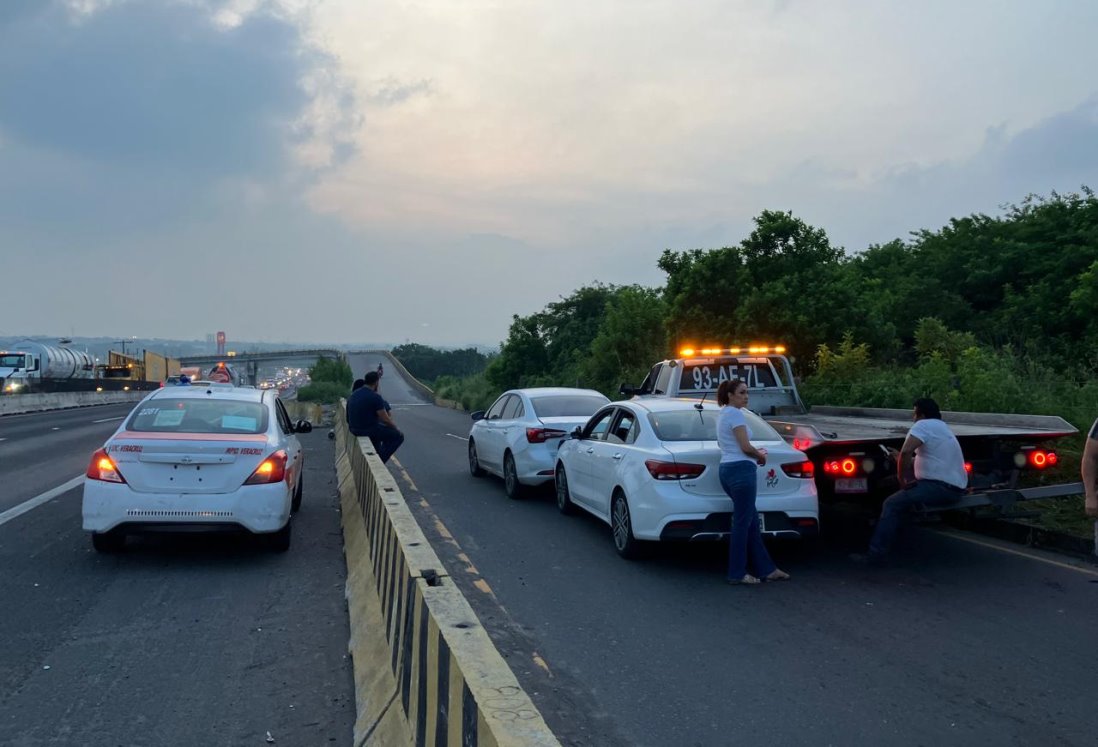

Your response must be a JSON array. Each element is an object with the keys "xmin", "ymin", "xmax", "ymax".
[
  {"xmin": 914, "ymin": 397, "xmax": 941, "ymax": 419},
  {"xmin": 363, "ymin": 371, "xmax": 380, "ymax": 386},
  {"xmin": 717, "ymin": 378, "xmax": 746, "ymax": 406},
  {"xmin": 351, "ymin": 378, "xmax": 365, "ymax": 391}
]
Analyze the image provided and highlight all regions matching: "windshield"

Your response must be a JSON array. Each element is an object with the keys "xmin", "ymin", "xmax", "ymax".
[
  {"xmin": 126, "ymin": 398, "xmax": 269, "ymax": 434},
  {"xmin": 531, "ymin": 394, "xmax": 610, "ymax": 418},
  {"xmin": 0, "ymin": 354, "xmax": 26, "ymax": 368},
  {"xmin": 648, "ymin": 408, "xmax": 782, "ymax": 442}
]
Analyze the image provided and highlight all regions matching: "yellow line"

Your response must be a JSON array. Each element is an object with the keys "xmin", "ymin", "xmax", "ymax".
[
  {"xmin": 473, "ymin": 578, "xmax": 494, "ymax": 596},
  {"xmin": 936, "ymin": 529, "xmax": 1098, "ymax": 577},
  {"xmin": 532, "ymin": 652, "xmax": 551, "ymax": 675}
]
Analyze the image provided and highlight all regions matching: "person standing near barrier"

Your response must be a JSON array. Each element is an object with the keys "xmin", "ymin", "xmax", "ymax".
[
  {"xmin": 1082, "ymin": 417, "xmax": 1098, "ymax": 554},
  {"xmin": 716, "ymin": 379, "xmax": 790, "ymax": 585},
  {"xmin": 346, "ymin": 371, "xmax": 404, "ymax": 463},
  {"xmin": 853, "ymin": 397, "xmax": 966, "ymax": 563}
]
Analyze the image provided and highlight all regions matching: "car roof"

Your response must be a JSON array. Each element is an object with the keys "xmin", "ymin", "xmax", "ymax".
[
  {"xmin": 145, "ymin": 384, "xmax": 269, "ymax": 404},
  {"xmin": 623, "ymin": 397, "xmax": 722, "ymax": 414},
  {"xmin": 508, "ymin": 387, "xmax": 608, "ymax": 398}
]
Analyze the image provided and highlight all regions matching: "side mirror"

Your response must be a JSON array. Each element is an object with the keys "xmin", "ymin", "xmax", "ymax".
[
  {"xmin": 619, "ymin": 384, "xmax": 636, "ymax": 397},
  {"xmin": 571, "ymin": 426, "xmax": 583, "ymax": 439},
  {"xmin": 294, "ymin": 419, "xmax": 313, "ymax": 434},
  {"xmin": 470, "ymin": 410, "xmax": 486, "ymax": 421}
]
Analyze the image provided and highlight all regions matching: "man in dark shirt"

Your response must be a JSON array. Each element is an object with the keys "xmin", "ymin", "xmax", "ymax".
[{"xmin": 346, "ymin": 371, "xmax": 404, "ymax": 463}]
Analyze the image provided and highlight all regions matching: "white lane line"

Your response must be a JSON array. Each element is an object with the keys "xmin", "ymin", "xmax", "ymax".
[
  {"xmin": 392, "ymin": 403, "xmax": 433, "ymax": 407},
  {"xmin": 0, "ymin": 476, "xmax": 85, "ymax": 528},
  {"xmin": 92, "ymin": 416, "xmax": 125, "ymax": 423},
  {"xmin": 51, "ymin": 427, "xmax": 60, "ymax": 431},
  {"xmin": 444, "ymin": 433, "xmax": 467, "ymax": 441},
  {"xmin": 936, "ymin": 528, "xmax": 1098, "ymax": 578}
]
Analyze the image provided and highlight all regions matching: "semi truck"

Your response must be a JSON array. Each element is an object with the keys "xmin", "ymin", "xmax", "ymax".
[
  {"xmin": 622, "ymin": 345, "xmax": 1083, "ymax": 512},
  {"xmin": 0, "ymin": 340, "xmax": 95, "ymax": 394}
]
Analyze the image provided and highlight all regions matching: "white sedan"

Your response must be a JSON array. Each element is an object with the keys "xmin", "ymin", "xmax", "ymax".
[
  {"xmin": 554, "ymin": 398, "xmax": 819, "ymax": 558},
  {"xmin": 82, "ymin": 384, "xmax": 312, "ymax": 553},
  {"xmin": 468, "ymin": 387, "xmax": 610, "ymax": 498}
]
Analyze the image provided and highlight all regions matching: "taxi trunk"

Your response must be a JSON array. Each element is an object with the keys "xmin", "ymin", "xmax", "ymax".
[
  {"xmin": 110, "ymin": 434, "xmax": 271, "ymax": 494},
  {"xmin": 659, "ymin": 442, "xmax": 810, "ymax": 498}
]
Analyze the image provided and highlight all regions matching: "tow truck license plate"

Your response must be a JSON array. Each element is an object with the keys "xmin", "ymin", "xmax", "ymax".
[{"xmin": 835, "ymin": 478, "xmax": 868, "ymax": 494}]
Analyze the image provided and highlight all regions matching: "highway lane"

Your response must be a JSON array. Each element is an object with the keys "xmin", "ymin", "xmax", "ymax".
[
  {"xmin": 0, "ymin": 402, "xmax": 354, "ymax": 745},
  {"xmin": 350, "ymin": 352, "xmax": 1098, "ymax": 747}
]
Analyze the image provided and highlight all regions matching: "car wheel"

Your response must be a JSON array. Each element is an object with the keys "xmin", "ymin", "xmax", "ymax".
[
  {"xmin": 91, "ymin": 530, "xmax": 126, "ymax": 553},
  {"xmin": 267, "ymin": 520, "xmax": 292, "ymax": 552},
  {"xmin": 503, "ymin": 452, "xmax": 524, "ymax": 500},
  {"xmin": 468, "ymin": 439, "xmax": 485, "ymax": 477},
  {"xmin": 611, "ymin": 490, "xmax": 645, "ymax": 560},
  {"xmin": 555, "ymin": 465, "xmax": 575, "ymax": 515},
  {"xmin": 291, "ymin": 475, "xmax": 303, "ymax": 513}
]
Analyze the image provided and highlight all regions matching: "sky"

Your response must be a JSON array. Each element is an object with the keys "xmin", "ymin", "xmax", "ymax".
[{"xmin": 2, "ymin": 0, "xmax": 1096, "ymax": 348}]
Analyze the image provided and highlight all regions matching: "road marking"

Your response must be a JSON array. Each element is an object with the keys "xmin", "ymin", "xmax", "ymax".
[
  {"xmin": 0, "ymin": 438, "xmax": 6, "ymax": 442},
  {"xmin": 392, "ymin": 403, "xmax": 433, "ymax": 407},
  {"xmin": 51, "ymin": 427, "xmax": 60, "ymax": 431},
  {"xmin": 444, "ymin": 433, "xmax": 466, "ymax": 441},
  {"xmin": 936, "ymin": 528, "xmax": 1098, "ymax": 578},
  {"xmin": 532, "ymin": 653, "xmax": 552, "ymax": 676},
  {"xmin": 0, "ymin": 475, "xmax": 85, "ymax": 528},
  {"xmin": 93, "ymin": 416, "xmax": 125, "ymax": 423}
]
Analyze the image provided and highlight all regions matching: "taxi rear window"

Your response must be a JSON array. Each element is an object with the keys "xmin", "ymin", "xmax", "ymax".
[
  {"xmin": 648, "ymin": 408, "xmax": 781, "ymax": 441},
  {"xmin": 127, "ymin": 399, "xmax": 269, "ymax": 434}
]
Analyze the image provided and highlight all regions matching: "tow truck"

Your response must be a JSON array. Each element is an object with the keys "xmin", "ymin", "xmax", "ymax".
[{"xmin": 621, "ymin": 345, "xmax": 1084, "ymax": 513}]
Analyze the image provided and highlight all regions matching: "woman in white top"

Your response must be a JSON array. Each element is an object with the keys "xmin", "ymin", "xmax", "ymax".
[{"xmin": 716, "ymin": 379, "xmax": 790, "ymax": 585}]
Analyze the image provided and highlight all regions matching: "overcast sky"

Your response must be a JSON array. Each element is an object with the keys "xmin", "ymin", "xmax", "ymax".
[{"xmin": 2, "ymin": 0, "xmax": 1096, "ymax": 348}]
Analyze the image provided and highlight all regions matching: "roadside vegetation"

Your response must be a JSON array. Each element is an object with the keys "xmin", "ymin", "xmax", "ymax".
[
  {"xmin": 297, "ymin": 356, "xmax": 354, "ymax": 404},
  {"xmin": 396, "ymin": 188, "xmax": 1098, "ymax": 536}
]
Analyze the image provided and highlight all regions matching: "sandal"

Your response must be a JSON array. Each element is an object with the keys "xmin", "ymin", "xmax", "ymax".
[
  {"xmin": 726, "ymin": 574, "xmax": 761, "ymax": 585},
  {"xmin": 765, "ymin": 570, "xmax": 791, "ymax": 582}
]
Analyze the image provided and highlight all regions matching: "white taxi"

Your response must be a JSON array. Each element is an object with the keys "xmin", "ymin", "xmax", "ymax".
[{"xmin": 82, "ymin": 384, "xmax": 312, "ymax": 552}]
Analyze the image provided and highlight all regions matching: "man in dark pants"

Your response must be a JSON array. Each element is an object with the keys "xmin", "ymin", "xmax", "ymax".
[
  {"xmin": 853, "ymin": 398, "xmax": 967, "ymax": 562},
  {"xmin": 346, "ymin": 371, "xmax": 404, "ymax": 463}
]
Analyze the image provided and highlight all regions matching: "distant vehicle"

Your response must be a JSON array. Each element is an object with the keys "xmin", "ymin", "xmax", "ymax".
[
  {"xmin": 467, "ymin": 388, "xmax": 610, "ymax": 498},
  {"xmin": 82, "ymin": 386, "xmax": 313, "ymax": 553},
  {"xmin": 554, "ymin": 397, "xmax": 819, "ymax": 559},
  {"xmin": 0, "ymin": 340, "xmax": 94, "ymax": 394},
  {"xmin": 207, "ymin": 361, "xmax": 243, "ymax": 385}
]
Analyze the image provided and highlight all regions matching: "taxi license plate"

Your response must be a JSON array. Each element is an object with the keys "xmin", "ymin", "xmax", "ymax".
[{"xmin": 835, "ymin": 478, "xmax": 868, "ymax": 494}]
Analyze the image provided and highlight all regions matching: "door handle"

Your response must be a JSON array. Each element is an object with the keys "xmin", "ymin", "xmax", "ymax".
[
  {"xmin": 612, "ymin": 453, "xmax": 623, "ymax": 460},
  {"xmin": 586, "ymin": 448, "xmax": 595, "ymax": 454}
]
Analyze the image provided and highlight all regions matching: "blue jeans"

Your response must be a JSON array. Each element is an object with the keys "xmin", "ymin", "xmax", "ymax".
[
  {"xmin": 364, "ymin": 424, "xmax": 404, "ymax": 463},
  {"xmin": 719, "ymin": 460, "xmax": 777, "ymax": 580},
  {"xmin": 869, "ymin": 479, "xmax": 963, "ymax": 557}
]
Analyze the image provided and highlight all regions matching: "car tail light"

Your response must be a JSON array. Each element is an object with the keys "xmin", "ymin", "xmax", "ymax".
[
  {"xmin": 86, "ymin": 448, "xmax": 126, "ymax": 483},
  {"xmin": 822, "ymin": 458, "xmax": 860, "ymax": 476},
  {"xmin": 244, "ymin": 450, "xmax": 288, "ymax": 485},
  {"xmin": 526, "ymin": 427, "xmax": 568, "ymax": 444},
  {"xmin": 781, "ymin": 461, "xmax": 815, "ymax": 478},
  {"xmin": 1028, "ymin": 449, "xmax": 1057, "ymax": 469},
  {"xmin": 644, "ymin": 459, "xmax": 705, "ymax": 480},
  {"xmin": 964, "ymin": 462, "xmax": 973, "ymax": 473}
]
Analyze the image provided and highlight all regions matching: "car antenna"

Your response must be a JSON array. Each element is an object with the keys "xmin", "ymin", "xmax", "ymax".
[{"xmin": 694, "ymin": 391, "xmax": 708, "ymax": 411}]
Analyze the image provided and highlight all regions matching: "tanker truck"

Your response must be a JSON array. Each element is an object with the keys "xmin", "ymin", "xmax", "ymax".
[{"xmin": 0, "ymin": 340, "xmax": 95, "ymax": 394}]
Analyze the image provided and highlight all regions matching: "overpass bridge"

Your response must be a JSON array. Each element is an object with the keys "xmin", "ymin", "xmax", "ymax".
[{"xmin": 178, "ymin": 348, "xmax": 345, "ymax": 385}]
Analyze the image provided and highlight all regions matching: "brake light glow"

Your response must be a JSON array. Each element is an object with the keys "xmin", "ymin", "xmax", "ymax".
[
  {"xmin": 964, "ymin": 462, "xmax": 973, "ymax": 473},
  {"xmin": 791, "ymin": 438, "xmax": 813, "ymax": 451},
  {"xmin": 781, "ymin": 461, "xmax": 815, "ymax": 478},
  {"xmin": 644, "ymin": 459, "xmax": 706, "ymax": 480},
  {"xmin": 1028, "ymin": 449, "xmax": 1057, "ymax": 469},
  {"xmin": 823, "ymin": 458, "xmax": 859, "ymax": 476},
  {"xmin": 244, "ymin": 450, "xmax": 288, "ymax": 484},
  {"xmin": 526, "ymin": 427, "xmax": 567, "ymax": 444},
  {"xmin": 86, "ymin": 448, "xmax": 126, "ymax": 483}
]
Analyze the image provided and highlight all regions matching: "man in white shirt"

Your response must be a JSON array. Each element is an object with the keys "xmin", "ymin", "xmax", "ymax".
[{"xmin": 857, "ymin": 398, "xmax": 967, "ymax": 561}]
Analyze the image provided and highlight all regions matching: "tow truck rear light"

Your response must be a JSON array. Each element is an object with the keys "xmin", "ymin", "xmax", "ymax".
[
  {"xmin": 1028, "ymin": 449, "xmax": 1057, "ymax": 469},
  {"xmin": 964, "ymin": 462, "xmax": 973, "ymax": 473},
  {"xmin": 645, "ymin": 459, "xmax": 706, "ymax": 480},
  {"xmin": 781, "ymin": 461, "xmax": 815, "ymax": 478},
  {"xmin": 526, "ymin": 427, "xmax": 567, "ymax": 444},
  {"xmin": 822, "ymin": 458, "xmax": 859, "ymax": 476},
  {"xmin": 244, "ymin": 450, "xmax": 288, "ymax": 485},
  {"xmin": 86, "ymin": 448, "xmax": 126, "ymax": 483}
]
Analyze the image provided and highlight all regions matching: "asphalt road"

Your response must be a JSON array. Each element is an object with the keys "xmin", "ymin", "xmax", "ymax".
[
  {"xmin": 0, "ymin": 402, "xmax": 354, "ymax": 746},
  {"xmin": 350, "ymin": 352, "xmax": 1098, "ymax": 747}
]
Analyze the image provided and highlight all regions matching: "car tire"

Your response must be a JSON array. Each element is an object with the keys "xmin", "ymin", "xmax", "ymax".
[
  {"xmin": 611, "ymin": 490, "xmax": 645, "ymax": 560},
  {"xmin": 291, "ymin": 475, "xmax": 303, "ymax": 513},
  {"xmin": 468, "ymin": 439, "xmax": 486, "ymax": 477},
  {"xmin": 555, "ymin": 465, "xmax": 575, "ymax": 515},
  {"xmin": 267, "ymin": 520, "xmax": 292, "ymax": 553},
  {"xmin": 503, "ymin": 452, "xmax": 524, "ymax": 500},
  {"xmin": 91, "ymin": 530, "xmax": 126, "ymax": 553}
]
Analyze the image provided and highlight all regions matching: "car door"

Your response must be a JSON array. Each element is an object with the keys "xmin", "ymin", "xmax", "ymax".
[
  {"xmin": 569, "ymin": 407, "xmax": 617, "ymax": 510},
  {"xmin": 499, "ymin": 394, "xmax": 524, "ymax": 464},
  {"xmin": 585, "ymin": 408, "xmax": 639, "ymax": 518},
  {"xmin": 274, "ymin": 398, "xmax": 303, "ymax": 489},
  {"xmin": 477, "ymin": 394, "xmax": 512, "ymax": 475}
]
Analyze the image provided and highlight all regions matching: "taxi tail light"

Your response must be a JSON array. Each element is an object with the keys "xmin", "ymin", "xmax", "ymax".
[
  {"xmin": 781, "ymin": 461, "xmax": 815, "ymax": 478},
  {"xmin": 526, "ymin": 427, "xmax": 568, "ymax": 444},
  {"xmin": 645, "ymin": 459, "xmax": 705, "ymax": 480},
  {"xmin": 244, "ymin": 450, "xmax": 288, "ymax": 485},
  {"xmin": 87, "ymin": 448, "xmax": 126, "ymax": 484}
]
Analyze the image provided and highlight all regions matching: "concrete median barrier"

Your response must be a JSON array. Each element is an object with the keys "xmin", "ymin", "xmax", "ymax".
[
  {"xmin": 0, "ymin": 390, "xmax": 146, "ymax": 417},
  {"xmin": 335, "ymin": 404, "xmax": 560, "ymax": 747}
]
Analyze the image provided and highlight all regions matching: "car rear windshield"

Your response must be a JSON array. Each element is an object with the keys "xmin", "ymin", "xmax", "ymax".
[
  {"xmin": 531, "ymin": 394, "xmax": 610, "ymax": 418},
  {"xmin": 126, "ymin": 398, "xmax": 269, "ymax": 434},
  {"xmin": 648, "ymin": 408, "xmax": 782, "ymax": 442}
]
